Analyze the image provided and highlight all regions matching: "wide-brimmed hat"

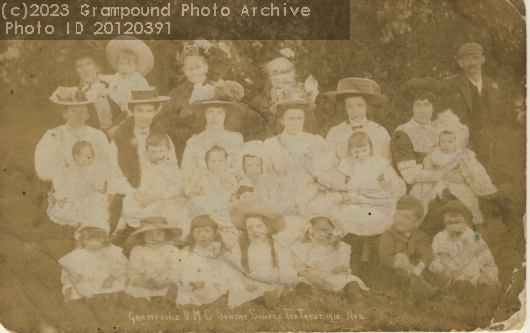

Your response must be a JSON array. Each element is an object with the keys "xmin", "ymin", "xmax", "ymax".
[
  {"xmin": 393, "ymin": 78, "xmax": 452, "ymax": 112},
  {"xmin": 181, "ymin": 79, "xmax": 249, "ymax": 115},
  {"xmin": 127, "ymin": 87, "xmax": 170, "ymax": 105},
  {"xmin": 229, "ymin": 199, "xmax": 286, "ymax": 234},
  {"xmin": 49, "ymin": 87, "xmax": 94, "ymax": 106},
  {"xmin": 303, "ymin": 203, "xmax": 346, "ymax": 238},
  {"xmin": 126, "ymin": 216, "xmax": 182, "ymax": 244},
  {"xmin": 74, "ymin": 226, "xmax": 108, "ymax": 241},
  {"xmin": 269, "ymin": 82, "xmax": 317, "ymax": 114},
  {"xmin": 106, "ymin": 36, "xmax": 154, "ymax": 76},
  {"xmin": 322, "ymin": 78, "xmax": 388, "ymax": 106},
  {"xmin": 456, "ymin": 43, "xmax": 483, "ymax": 60}
]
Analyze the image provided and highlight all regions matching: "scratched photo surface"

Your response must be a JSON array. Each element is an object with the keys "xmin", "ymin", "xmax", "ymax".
[{"xmin": 0, "ymin": 0, "xmax": 526, "ymax": 332}]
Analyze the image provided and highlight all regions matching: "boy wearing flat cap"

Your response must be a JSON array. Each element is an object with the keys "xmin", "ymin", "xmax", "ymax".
[
  {"xmin": 379, "ymin": 196, "xmax": 435, "ymax": 302},
  {"xmin": 429, "ymin": 200, "xmax": 500, "ymax": 302}
]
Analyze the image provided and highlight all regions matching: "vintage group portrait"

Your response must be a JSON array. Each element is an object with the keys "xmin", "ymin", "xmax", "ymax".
[{"xmin": 0, "ymin": 0, "xmax": 526, "ymax": 332}]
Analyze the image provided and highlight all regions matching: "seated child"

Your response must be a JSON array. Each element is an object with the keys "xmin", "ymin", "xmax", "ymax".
[
  {"xmin": 291, "ymin": 204, "xmax": 368, "ymax": 303},
  {"xmin": 101, "ymin": 40, "xmax": 151, "ymax": 114},
  {"xmin": 232, "ymin": 141, "xmax": 269, "ymax": 201},
  {"xmin": 126, "ymin": 217, "xmax": 181, "ymax": 305},
  {"xmin": 122, "ymin": 132, "xmax": 183, "ymax": 228},
  {"xmin": 177, "ymin": 214, "xmax": 232, "ymax": 306},
  {"xmin": 188, "ymin": 145, "xmax": 238, "ymax": 213},
  {"xmin": 48, "ymin": 141, "xmax": 110, "ymax": 232},
  {"xmin": 328, "ymin": 131, "xmax": 406, "ymax": 263},
  {"xmin": 59, "ymin": 226, "xmax": 127, "ymax": 301},
  {"xmin": 410, "ymin": 110, "xmax": 497, "ymax": 227},
  {"xmin": 227, "ymin": 200, "xmax": 297, "ymax": 309},
  {"xmin": 429, "ymin": 200, "xmax": 500, "ymax": 301},
  {"xmin": 379, "ymin": 196, "xmax": 436, "ymax": 301}
]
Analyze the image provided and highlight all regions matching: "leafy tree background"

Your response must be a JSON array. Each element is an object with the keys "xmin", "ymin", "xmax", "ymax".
[{"xmin": 0, "ymin": 1, "xmax": 526, "ymax": 332}]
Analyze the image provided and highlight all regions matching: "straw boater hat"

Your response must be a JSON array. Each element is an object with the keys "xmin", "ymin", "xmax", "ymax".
[
  {"xmin": 269, "ymin": 82, "xmax": 316, "ymax": 115},
  {"xmin": 49, "ymin": 87, "xmax": 94, "ymax": 106},
  {"xmin": 106, "ymin": 36, "xmax": 154, "ymax": 76},
  {"xmin": 322, "ymin": 78, "xmax": 388, "ymax": 106},
  {"xmin": 303, "ymin": 203, "xmax": 346, "ymax": 238},
  {"xmin": 229, "ymin": 199, "xmax": 286, "ymax": 234},
  {"xmin": 126, "ymin": 216, "xmax": 182, "ymax": 244},
  {"xmin": 393, "ymin": 77, "xmax": 452, "ymax": 112},
  {"xmin": 127, "ymin": 87, "xmax": 170, "ymax": 105}
]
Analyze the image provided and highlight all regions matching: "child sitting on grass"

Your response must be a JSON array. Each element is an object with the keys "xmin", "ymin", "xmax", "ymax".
[
  {"xmin": 59, "ymin": 226, "xmax": 127, "ymax": 302},
  {"xmin": 126, "ymin": 217, "xmax": 181, "ymax": 307},
  {"xmin": 177, "ymin": 214, "xmax": 232, "ymax": 307},
  {"xmin": 379, "ymin": 196, "xmax": 436, "ymax": 302},
  {"xmin": 429, "ymin": 200, "xmax": 500, "ymax": 304},
  {"xmin": 290, "ymin": 204, "xmax": 369, "ymax": 303}
]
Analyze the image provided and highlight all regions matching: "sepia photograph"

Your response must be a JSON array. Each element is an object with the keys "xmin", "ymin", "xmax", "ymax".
[{"xmin": 0, "ymin": 0, "xmax": 526, "ymax": 332}]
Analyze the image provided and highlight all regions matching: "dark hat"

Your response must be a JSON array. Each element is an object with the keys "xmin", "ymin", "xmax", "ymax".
[
  {"xmin": 393, "ymin": 78, "xmax": 452, "ymax": 112},
  {"xmin": 322, "ymin": 78, "xmax": 388, "ymax": 106},
  {"xmin": 437, "ymin": 200, "xmax": 473, "ymax": 221},
  {"xmin": 396, "ymin": 195, "xmax": 425, "ymax": 218},
  {"xmin": 229, "ymin": 199, "xmax": 286, "ymax": 234},
  {"xmin": 456, "ymin": 43, "xmax": 483, "ymax": 60}
]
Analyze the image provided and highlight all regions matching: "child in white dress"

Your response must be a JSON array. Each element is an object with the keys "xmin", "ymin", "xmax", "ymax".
[
  {"xmin": 126, "ymin": 217, "xmax": 181, "ymax": 305},
  {"xmin": 231, "ymin": 140, "xmax": 276, "ymax": 201},
  {"xmin": 328, "ymin": 131, "xmax": 406, "ymax": 261},
  {"xmin": 429, "ymin": 201, "xmax": 500, "ymax": 295},
  {"xmin": 59, "ymin": 226, "xmax": 128, "ymax": 301},
  {"xmin": 48, "ymin": 141, "xmax": 110, "ymax": 232},
  {"xmin": 291, "ymin": 204, "xmax": 368, "ymax": 302},
  {"xmin": 410, "ymin": 110, "xmax": 497, "ymax": 225},
  {"xmin": 122, "ymin": 132, "xmax": 183, "ymax": 228},
  {"xmin": 101, "ymin": 38, "xmax": 151, "ymax": 114},
  {"xmin": 227, "ymin": 200, "xmax": 297, "ymax": 308},
  {"xmin": 188, "ymin": 145, "xmax": 238, "ymax": 213},
  {"xmin": 177, "ymin": 214, "xmax": 232, "ymax": 306}
]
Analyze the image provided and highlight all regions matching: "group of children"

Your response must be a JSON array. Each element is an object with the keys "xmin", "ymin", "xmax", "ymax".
[
  {"xmin": 43, "ymin": 37, "xmax": 501, "ymax": 313},
  {"xmin": 58, "ymin": 194, "xmax": 500, "ymax": 311}
]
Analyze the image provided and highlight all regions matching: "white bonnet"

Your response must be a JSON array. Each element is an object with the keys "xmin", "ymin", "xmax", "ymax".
[{"xmin": 429, "ymin": 110, "xmax": 469, "ymax": 149}]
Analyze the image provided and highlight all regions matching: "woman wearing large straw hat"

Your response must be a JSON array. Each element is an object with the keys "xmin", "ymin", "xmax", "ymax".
[
  {"xmin": 324, "ymin": 78, "xmax": 391, "ymax": 163},
  {"xmin": 156, "ymin": 41, "xmax": 258, "ymax": 164},
  {"xmin": 107, "ymin": 88, "xmax": 181, "ymax": 241},
  {"xmin": 261, "ymin": 82, "xmax": 335, "ymax": 216},
  {"xmin": 390, "ymin": 78, "xmax": 452, "ymax": 188},
  {"xmin": 227, "ymin": 199, "xmax": 297, "ymax": 308},
  {"xmin": 34, "ymin": 90, "xmax": 111, "ymax": 257},
  {"xmin": 178, "ymin": 90, "xmax": 253, "ymax": 197}
]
